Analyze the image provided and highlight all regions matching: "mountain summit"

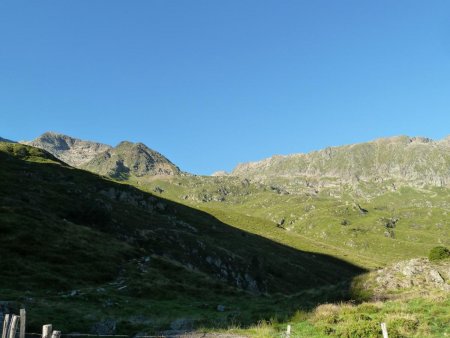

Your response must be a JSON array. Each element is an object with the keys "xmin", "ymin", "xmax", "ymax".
[
  {"xmin": 81, "ymin": 140, "xmax": 182, "ymax": 179},
  {"xmin": 22, "ymin": 132, "xmax": 183, "ymax": 179},
  {"xmin": 22, "ymin": 132, "xmax": 111, "ymax": 167}
]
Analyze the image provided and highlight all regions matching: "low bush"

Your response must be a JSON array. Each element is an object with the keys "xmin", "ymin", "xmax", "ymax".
[{"xmin": 428, "ymin": 246, "xmax": 450, "ymax": 261}]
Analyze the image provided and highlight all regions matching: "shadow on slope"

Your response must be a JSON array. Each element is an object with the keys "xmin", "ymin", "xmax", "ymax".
[{"xmin": 0, "ymin": 142, "xmax": 365, "ymax": 333}]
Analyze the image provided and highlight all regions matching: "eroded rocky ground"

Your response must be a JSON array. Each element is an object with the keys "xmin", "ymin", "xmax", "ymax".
[{"xmin": 366, "ymin": 258, "xmax": 450, "ymax": 300}]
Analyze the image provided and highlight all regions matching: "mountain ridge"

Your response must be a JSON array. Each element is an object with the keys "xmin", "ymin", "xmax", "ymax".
[
  {"xmin": 22, "ymin": 132, "xmax": 183, "ymax": 179},
  {"xmin": 22, "ymin": 131, "xmax": 112, "ymax": 167},
  {"xmin": 230, "ymin": 135, "xmax": 450, "ymax": 188},
  {"xmin": 0, "ymin": 137, "xmax": 16, "ymax": 143}
]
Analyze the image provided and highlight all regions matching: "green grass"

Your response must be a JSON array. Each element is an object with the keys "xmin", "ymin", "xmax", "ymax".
[
  {"xmin": 216, "ymin": 292, "xmax": 450, "ymax": 338},
  {"xmin": 2, "ymin": 142, "xmax": 450, "ymax": 336},
  {"xmin": 137, "ymin": 175, "xmax": 450, "ymax": 269},
  {"xmin": 0, "ymin": 143, "xmax": 363, "ymax": 334}
]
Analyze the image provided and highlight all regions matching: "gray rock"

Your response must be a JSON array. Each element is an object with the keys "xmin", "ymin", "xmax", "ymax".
[
  {"xmin": 170, "ymin": 318, "xmax": 193, "ymax": 331},
  {"xmin": 91, "ymin": 319, "xmax": 117, "ymax": 335},
  {"xmin": 429, "ymin": 269, "xmax": 444, "ymax": 284},
  {"xmin": 156, "ymin": 202, "xmax": 166, "ymax": 211},
  {"xmin": 374, "ymin": 258, "xmax": 450, "ymax": 295}
]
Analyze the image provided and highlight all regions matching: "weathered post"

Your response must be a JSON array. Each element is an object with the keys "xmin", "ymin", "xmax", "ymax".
[
  {"xmin": 42, "ymin": 325, "xmax": 52, "ymax": 338},
  {"xmin": 51, "ymin": 331, "xmax": 61, "ymax": 338},
  {"xmin": 2, "ymin": 314, "xmax": 10, "ymax": 338},
  {"xmin": 8, "ymin": 315, "xmax": 19, "ymax": 338},
  {"xmin": 381, "ymin": 322, "xmax": 389, "ymax": 338},
  {"xmin": 19, "ymin": 310, "xmax": 25, "ymax": 338},
  {"xmin": 286, "ymin": 324, "xmax": 291, "ymax": 338}
]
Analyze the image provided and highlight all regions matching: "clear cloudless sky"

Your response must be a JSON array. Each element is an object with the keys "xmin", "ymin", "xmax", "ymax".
[{"xmin": 1, "ymin": 1, "xmax": 450, "ymax": 174}]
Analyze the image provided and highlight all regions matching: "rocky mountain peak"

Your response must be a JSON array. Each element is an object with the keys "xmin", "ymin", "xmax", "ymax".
[
  {"xmin": 81, "ymin": 140, "xmax": 183, "ymax": 179},
  {"xmin": 22, "ymin": 131, "xmax": 112, "ymax": 167},
  {"xmin": 20, "ymin": 132, "xmax": 184, "ymax": 179}
]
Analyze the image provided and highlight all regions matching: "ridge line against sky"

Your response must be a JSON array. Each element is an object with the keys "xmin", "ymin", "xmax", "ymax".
[
  {"xmin": 5, "ymin": 131, "xmax": 450, "ymax": 176},
  {"xmin": 1, "ymin": 1, "xmax": 450, "ymax": 174}
]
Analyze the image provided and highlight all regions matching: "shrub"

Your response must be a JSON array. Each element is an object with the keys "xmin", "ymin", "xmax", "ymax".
[{"xmin": 428, "ymin": 246, "xmax": 450, "ymax": 261}]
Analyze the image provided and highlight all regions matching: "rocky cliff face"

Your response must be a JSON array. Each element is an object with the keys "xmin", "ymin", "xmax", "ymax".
[
  {"xmin": 81, "ymin": 141, "xmax": 182, "ymax": 179},
  {"xmin": 22, "ymin": 132, "xmax": 112, "ymax": 167},
  {"xmin": 231, "ymin": 136, "xmax": 450, "ymax": 188}
]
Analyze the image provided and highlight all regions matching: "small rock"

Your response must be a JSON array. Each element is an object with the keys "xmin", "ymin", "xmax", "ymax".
[
  {"xmin": 153, "ymin": 186, "xmax": 164, "ymax": 194},
  {"xmin": 217, "ymin": 305, "xmax": 226, "ymax": 312},
  {"xmin": 91, "ymin": 319, "xmax": 117, "ymax": 335},
  {"xmin": 170, "ymin": 318, "xmax": 193, "ymax": 331},
  {"xmin": 429, "ymin": 269, "xmax": 444, "ymax": 284}
]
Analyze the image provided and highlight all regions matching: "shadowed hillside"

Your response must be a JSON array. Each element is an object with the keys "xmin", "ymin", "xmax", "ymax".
[{"xmin": 0, "ymin": 142, "xmax": 364, "ymax": 334}]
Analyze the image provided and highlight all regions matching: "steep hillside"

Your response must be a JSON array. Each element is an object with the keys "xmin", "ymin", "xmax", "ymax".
[
  {"xmin": 81, "ymin": 141, "xmax": 182, "ymax": 179},
  {"xmin": 0, "ymin": 137, "xmax": 15, "ymax": 143},
  {"xmin": 232, "ymin": 136, "xmax": 450, "ymax": 189},
  {"xmin": 0, "ymin": 142, "xmax": 362, "ymax": 334},
  {"xmin": 22, "ymin": 131, "xmax": 112, "ymax": 167}
]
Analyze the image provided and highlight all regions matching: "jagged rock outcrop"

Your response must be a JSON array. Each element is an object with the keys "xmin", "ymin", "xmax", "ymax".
[
  {"xmin": 231, "ymin": 135, "xmax": 450, "ymax": 188},
  {"xmin": 81, "ymin": 141, "xmax": 182, "ymax": 179},
  {"xmin": 22, "ymin": 132, "xmax": 111, "ymax": 167}
]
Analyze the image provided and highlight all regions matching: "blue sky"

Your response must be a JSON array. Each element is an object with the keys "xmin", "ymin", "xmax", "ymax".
[{"xmin": 1, "ymin": 1, "xmax": 450, "ymax": 174}]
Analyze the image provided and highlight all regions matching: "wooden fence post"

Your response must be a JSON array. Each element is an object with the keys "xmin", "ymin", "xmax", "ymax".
[
  {"xmin": 286, "ymin": 324, "xmax": 291, "ymax": 338},
  {"xmin": 381, "ymin": 322, "xmax": 389, "ymax": 338},
  {"xmin": 8, "ymin": 316, "xmax": 19, "ymax": 338},
  {"xmin": 42, "ymin": 325, "xmax": 52, "ymax": 338},
  {"xmin": 51, "ymin": 331, "xmax": 61, "ymax": 338},
  {"xmin": 19, "ymin": 310, "xmax": 25, "ymax": 338},
  {"xmin": 2, "ymin": 314, "xmax": 10, "ymax": 338}
]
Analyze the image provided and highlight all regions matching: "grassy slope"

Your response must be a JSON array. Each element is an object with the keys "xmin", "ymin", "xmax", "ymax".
[
  {"xmin": 3, "ymin": 142, "xmax": 449, "ymax": 336},
  {"xmin": 0, "ymin": 143, "xmax": 363, "ymax": 334},
  {"xmin": 224, "ymin": 292, "xmax": 450, "ymax": 338},
  {"xmin": 137, "ymin": 175, "xmax": 450, "ymax": 269},
  {"xmin": 128, "ymin": 176, "xmax": 450, "ymax": 337}
]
